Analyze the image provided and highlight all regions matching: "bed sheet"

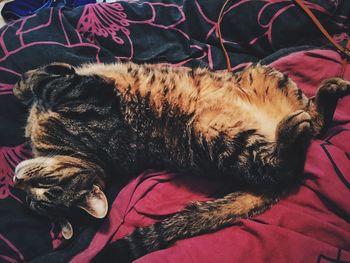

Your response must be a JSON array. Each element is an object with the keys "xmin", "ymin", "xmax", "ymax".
[{"xmin": 0, "ymin": 1, "xmax": 349, "ymax": 262}]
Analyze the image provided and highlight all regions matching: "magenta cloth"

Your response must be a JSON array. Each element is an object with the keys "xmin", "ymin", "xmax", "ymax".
[{"xmin": 71, "ymin": 49, "xmax": 350, "ymax": 262}]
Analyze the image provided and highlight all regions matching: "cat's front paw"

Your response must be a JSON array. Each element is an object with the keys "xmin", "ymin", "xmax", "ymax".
[
  {"xmin": 13, "ymin": 63, "xmax": 76, "ymax": 105},
  {"xmin": 277, "ymin": 110, "xmax": 312, "ymax": 143}
]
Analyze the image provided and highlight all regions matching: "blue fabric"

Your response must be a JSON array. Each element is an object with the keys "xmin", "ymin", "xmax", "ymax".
[{"xmin": 1, "ymin": 0, "xmax": 96, "ymax": 21}]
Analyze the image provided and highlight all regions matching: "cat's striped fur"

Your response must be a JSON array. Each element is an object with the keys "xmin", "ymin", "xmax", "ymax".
[{"xmin": 13, "ymin": 62, "xmax": 350, "ymax": 261}]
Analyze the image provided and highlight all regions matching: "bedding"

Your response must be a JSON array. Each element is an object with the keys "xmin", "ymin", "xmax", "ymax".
[
  {"xmin": 0, "ymin": 0, "xmax": 349, "ymax": 262},
  {"xmin": 1, "ymin": 0, "xmax": 95, "ymax": 21}
]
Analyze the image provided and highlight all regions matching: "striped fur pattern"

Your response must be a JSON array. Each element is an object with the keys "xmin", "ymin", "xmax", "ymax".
[{"xmin": 12, "ymin": 62, "xmax": 350, "ymax": 259}]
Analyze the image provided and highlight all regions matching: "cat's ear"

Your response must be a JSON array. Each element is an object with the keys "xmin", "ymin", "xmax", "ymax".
[
  {"xmin": 78, "ymin": 185, "xmax": 108, "ymax": 219},
  {"xmin": 59, "ymin": 218, "xmax": 73, "ymax": 240}
]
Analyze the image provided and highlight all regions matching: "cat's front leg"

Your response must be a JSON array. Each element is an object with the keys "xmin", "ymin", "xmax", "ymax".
[{"xmin": 13, "ymin": 63, "xmax": 76, "ymax": 105}]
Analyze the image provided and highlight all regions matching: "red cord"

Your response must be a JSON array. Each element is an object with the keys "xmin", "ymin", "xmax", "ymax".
[
  {"xmin": 217, "ymin": 0, "xmax": 350, "ymax": 76},
  {"xmin": 217, "ymin": 0, "xmax": 233, "ymax": 72},
  {"xmin": 339, "ymin": 40, "xmax": 350, "ymax": 78},
  {"xmin": 293, "ymin": 0, "xmax": 350, "ymax": 78}
]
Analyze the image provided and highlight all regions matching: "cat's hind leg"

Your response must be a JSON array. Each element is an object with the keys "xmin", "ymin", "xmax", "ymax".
[
  {"xmin": 271, "ymin": 109, "xmax": 312, "ymax": 181},
  {"xmin": 251, "ymin": 79, "xmax": 350, "ymax": 189},
  {"xmin": 239, "ymin": 109, "xmax": 313, "ymax": 190}
]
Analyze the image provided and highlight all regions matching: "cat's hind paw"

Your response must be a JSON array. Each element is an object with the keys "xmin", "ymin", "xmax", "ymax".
[
  {"xmin": 318, "ymin": 77, "xmax": 350, "ymax": 99},
  {"xmin": 277, "ymin": 110, "xmax": 312, "ymax": 143}
]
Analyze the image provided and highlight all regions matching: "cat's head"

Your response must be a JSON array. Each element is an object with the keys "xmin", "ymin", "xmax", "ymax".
[
  {"xmin": 13, "ymin": 155, "xmax": 108, "ymax": 217},
  {"xmin": 13, "ymin": 155, "xmax": 108, "ymax": 238},
  {"xmin": 13, "ymin": 63, "xmax": 117, "ymax": 238}
]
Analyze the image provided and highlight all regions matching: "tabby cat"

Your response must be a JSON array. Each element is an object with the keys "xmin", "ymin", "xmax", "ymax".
[{"xmin": 12, "ymin": 62, "xmax": 350, "ymax": 261}]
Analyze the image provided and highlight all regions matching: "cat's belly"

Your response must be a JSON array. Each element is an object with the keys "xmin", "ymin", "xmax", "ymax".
[{"xmin": 232, "ymin": 98, "xmax": 297, "ymax": 141}]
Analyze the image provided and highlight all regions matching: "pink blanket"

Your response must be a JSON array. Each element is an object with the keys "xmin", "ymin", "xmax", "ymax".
[{"xmin": 72, "ymin": 49, "xmax": 350, "ymax": 262}]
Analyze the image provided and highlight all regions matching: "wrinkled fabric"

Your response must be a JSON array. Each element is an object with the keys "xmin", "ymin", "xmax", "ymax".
[
  {"xmin": 1, "ymin": 0, "xmax": 95, "ymax": 21},
  {"xmin": 0, "ymin": 0, "xmax": 349, "ymax": 262}
]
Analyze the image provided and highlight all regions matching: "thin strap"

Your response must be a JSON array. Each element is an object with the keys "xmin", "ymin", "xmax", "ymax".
[
  {"xmin": 293, "ymin": 0, "xmax": 350, "ymax": 59},
  {"xmin": 339, "ymin": 40, "xmax": 350, "ymax": 77},
  {"xmin": 217, "ymin": 0, "xmax": 233, "ymax": 72},
  {"xmin": 217, "ymin": 0, "xmax": 350, "ymax": 76}
]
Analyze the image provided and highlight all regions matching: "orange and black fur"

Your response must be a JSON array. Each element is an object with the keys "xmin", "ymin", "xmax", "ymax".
[{"xmin": 12, "ymin": 62, "xmax": 350, "ymax": 261}]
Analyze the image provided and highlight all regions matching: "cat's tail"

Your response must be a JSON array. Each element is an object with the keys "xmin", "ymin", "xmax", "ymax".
[{"xmin": 93, "ymin": 192, "xmax": 277, "ymax": 262}]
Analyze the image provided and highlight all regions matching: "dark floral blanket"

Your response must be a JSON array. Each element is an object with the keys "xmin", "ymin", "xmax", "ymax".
[{"xmin": 0, "ymin": 1, "xmax": 349, "ymax": 262}]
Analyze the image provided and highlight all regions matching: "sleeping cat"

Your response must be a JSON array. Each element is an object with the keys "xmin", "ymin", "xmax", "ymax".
[{"xmin": 12, "ymin": 62, "xmax": 350, "ymax": 261}]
